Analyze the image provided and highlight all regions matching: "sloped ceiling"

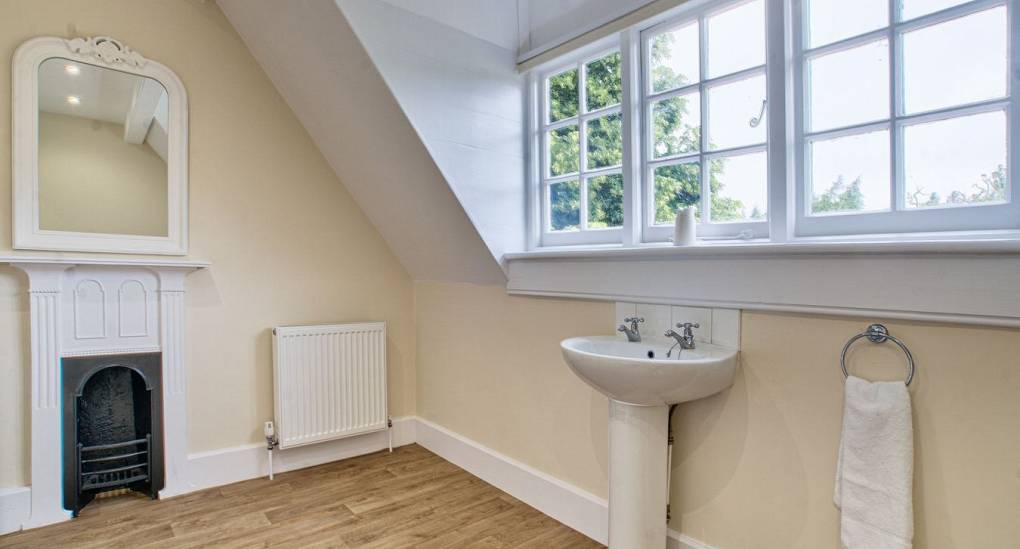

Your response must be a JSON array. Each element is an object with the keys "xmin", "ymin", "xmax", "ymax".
[
  {"xmin": 218, "ymin": 0, "xmax": 508, "ymax": 284},
  {"xmin": 338, "ymin": 0, "xmax": 527, "ymax": 275},
  {"xmin": 376, "ymin": 0, "xmax": 520, "ymax": 51}
]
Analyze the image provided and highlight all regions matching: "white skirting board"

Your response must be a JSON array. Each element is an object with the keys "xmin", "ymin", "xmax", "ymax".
[
  {"xmin": 2, "ymin": 416, "xmax": 714, "ymax": 548},
  {"xmin": 0, "ymin": 487, "xmax": 31, "ymax": 536},
  {"xmin": 414, "ymin": 417, "xmax": 713, "ymax": 549},
  {"xmin": 670, "ymin": 531, "xmax": 716, "ymax": 549},
  {"xmin": 415, "ymin": 417, "xmax": 610, "ymax": 543},
  {"xmin": 186, "ymin": 416, "xmax": 417, "ymax": 493}
]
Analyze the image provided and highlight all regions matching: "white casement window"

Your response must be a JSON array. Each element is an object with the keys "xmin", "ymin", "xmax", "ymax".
[
  {"xmin": 641, "ymin": 0, "xmax": 771, "ymax": 241},
  {"xmin": 527, "ymin": 0, "xmax": 1018, "ymax": 248},
  {"xmin": 794, "ymin": 0, "xmax": 1018, "ymax": 237},
  {"xmin": 539, "ymin": 49, "xmax": 625, "ymax": 246}
]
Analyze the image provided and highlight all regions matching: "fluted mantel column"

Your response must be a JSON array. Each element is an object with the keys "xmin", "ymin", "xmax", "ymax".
[
  {"xmin": 13, "ymin": 263, "xmax": 73, "ymax": 528},
  {"xmin": 156, "ymin": 268, "xmax": 189, "ymax": 497}
]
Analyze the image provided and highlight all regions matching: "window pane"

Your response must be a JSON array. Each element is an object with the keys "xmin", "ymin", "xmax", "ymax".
[
  {"xmin": 652, "ymin": 93, "xmax": 701, "ymax": 159},
  {"xmin": 809, "ymin": 130, "xmax": 891, "ymax": 214},
  {"xmin": 806, "ymin": 0, "xmax": 887, "ymax": 48},
  {"xmin": 548, "ymin": 125, "xmax": 579, "ymax": 177},
  {"xmin": 707, "ymin": 0, "xmax": 765, "ymax": 78},
  {"xmin": 707, "ymin": 73, "xmax": 766, "ymax": 150},
  {"xmin": 904, "ymin": 110, "xmax": 1006, "ymax": 209},
  {"xmin": 588, "ymin": 173, "xmax": 624, "ymax": 228},
  {"xmin": 710, "ymin": 151, "xmax": 768, "ymax": 222},
  {"xmin": 808, "ymin": 40, "xmax": 889, "ymax": 132},
  {"xmin": 654, "ymin": 163, "xmax": 701, "ymax": 225},
  {"xmin": 586, "ymin": 113, "xmax": 623, "ymax": 169},
  {"xmin": 649, "ymin": 22, "xmax": 699, "ymax": 93},
  {"xmin": 586, "ymin": 52, "xmax": 622, "ymax": 111},
  {"xmin": 548, "ymin": 68, "xmax": 578, "ymax": 123},
  {"xmin": 903, "ymin": 8, "xmax": 1006, "ymax": 115},
  {"xmin": 901, "ymin": 0, "xmax": 970, "ymax": 21},
  {"xmin": 549, "ymin": 180, "xmax": 580, "ymax": 231}
]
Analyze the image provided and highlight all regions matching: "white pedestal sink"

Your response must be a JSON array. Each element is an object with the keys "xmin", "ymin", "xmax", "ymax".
[{"xmin": 561, "ymin": 336, "xmax": 738, "ymax": 548}]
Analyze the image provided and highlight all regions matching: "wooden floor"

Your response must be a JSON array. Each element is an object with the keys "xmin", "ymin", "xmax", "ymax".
[{"xmin": 0, "ymin": 444, "xmax": 601, "ymax": 549}]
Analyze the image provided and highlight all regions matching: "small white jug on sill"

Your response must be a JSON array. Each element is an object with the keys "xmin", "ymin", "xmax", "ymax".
[{"xmin": 673, "ymin": 206, "xmax": 697, "ymax": 246}]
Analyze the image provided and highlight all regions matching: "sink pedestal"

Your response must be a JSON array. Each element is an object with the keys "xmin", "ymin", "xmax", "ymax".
[{"xmin": 608, "ymin": 400, "xmax": 668, "ymax": 549}]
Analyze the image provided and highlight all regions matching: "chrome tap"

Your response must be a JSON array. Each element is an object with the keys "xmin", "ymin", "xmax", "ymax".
[
  {"xmin": 665, "ymin": 322, "xmax": 699, "ymax": 357},
  {"xmin": 618, "ymin": 316, "xmax": 644, "ymax": 342}
]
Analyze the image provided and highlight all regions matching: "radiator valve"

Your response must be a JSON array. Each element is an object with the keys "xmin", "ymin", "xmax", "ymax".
[{"xmin": 264, "ymin": 421, "xmax": 278, "ymax": 449}]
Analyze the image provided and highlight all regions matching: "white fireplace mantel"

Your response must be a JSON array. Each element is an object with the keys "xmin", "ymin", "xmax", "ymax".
[
  {"xmin": 0, "ymin": 255, "xmax": 210, "ymax": 269},
  {"xmin": 1, "ymin": 255, "xmax": 207, "ymax": 529}
]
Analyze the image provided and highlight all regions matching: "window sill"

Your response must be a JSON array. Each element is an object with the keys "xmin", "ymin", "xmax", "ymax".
[
  {"xmin": 506, "ymin": 234, "xmax": 1020, "ymax": 261},
  {"xmin": 503, "ymin": 234, "xmax": 1020, "ymax": 328}
]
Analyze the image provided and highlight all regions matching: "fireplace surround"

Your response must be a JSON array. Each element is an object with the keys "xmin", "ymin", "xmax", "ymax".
[{"xmin": 3, "ymin": 257, "xmax": 206, "ymax": 528}]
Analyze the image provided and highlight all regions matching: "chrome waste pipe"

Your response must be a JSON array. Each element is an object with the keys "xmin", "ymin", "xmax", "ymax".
[{"xmin": 665, "ymin": 404, "xmax": 678, "ymax": 523}]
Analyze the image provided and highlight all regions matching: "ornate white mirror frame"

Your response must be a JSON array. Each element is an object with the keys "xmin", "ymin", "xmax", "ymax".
[{"xmin": 12, "ymin": 36, "xmax": 188, "ymax": 255}]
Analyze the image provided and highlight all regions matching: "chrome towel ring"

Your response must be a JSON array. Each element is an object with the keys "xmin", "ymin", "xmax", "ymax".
[{"xmin": 840, "ymin": 324, "xmax": 915, "ymax": 386}]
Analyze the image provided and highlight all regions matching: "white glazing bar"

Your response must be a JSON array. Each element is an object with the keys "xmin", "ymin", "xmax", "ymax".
[
  {"xmin": 526, "ymin": 73, "xmax": 541, "ymax": 249},
  {"xmin": 889, "ymin": 0, "xmax": 901, "ymax": 212},
  {"xmin": 1010, "ymin": 0, "xmax": 1019, "ymax": 204},
  {"xmin": 767, "ymin": 0, "xmax": 789, "ymax": 241},
  {"xmin": 699, "ymin": 13, "xmax": 711, "ymax": 223}
]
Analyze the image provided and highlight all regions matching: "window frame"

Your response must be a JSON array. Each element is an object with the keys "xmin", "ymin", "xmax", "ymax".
[
  {"xmin": 538, "ymin": 47, "xmax": 625, "ymax": 247},
  {"xmin": 640, "ymin": 0, "xmax": 773, "ymax": 242},
  {"xmin": 525, "ymin": 0, "xmax": 1020, "ymax": 249},
  {"xmin": 792, "ymin": 0, "xmax": 1020, "ymax": 237}
]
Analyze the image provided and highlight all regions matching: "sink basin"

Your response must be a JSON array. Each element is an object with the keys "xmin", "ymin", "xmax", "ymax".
[{"xmin": 561, "ymin": 336, "xmax": 738, "ymax": 406}]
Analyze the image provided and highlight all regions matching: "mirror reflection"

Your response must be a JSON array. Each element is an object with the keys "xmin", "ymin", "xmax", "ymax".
[{"xmin": 38, "ymin": 57, "xmax": 169, "ymax": 237}]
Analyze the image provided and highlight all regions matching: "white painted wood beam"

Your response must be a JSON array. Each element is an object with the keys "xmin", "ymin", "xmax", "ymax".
[{"xmin": 123, "ymin": 78, "xmax": 164, "ymax": 144}]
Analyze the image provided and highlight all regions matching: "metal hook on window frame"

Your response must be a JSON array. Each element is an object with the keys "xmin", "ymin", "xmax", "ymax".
[{"xmin": 749, "ymin": 99, "xmax": 767, "ymax": 128}]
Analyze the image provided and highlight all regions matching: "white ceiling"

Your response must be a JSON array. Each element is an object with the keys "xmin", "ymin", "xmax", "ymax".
[
  {"xmin": 38, "ymin": 57, "xmax": 144, "ymax": 123},
  {"xmin": 370, "ymin": 0, "xmax": 661, "ymax": 59},
  {"xmin": 338, "ymin": 0, "xmax": 526, "ymax": 275},
  {"xmin": 38, "ymin": 56, "xmax": 168, "ymax": 159},
  {"xmin": 377, "ymin": 0, "xmax": 519, "ymax": 51},
  {"xmin": 520, "ymin": 0, "xmax": 658, "ymax": 59}
]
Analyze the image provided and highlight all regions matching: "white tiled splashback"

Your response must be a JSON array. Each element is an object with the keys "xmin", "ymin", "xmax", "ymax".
[{"xmin": 614, "ymin": 302, "xmax": 740, "ymax": 349}]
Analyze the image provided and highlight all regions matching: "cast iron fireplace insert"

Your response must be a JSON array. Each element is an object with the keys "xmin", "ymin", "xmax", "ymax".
[{"xmin": 61, "ymin": 352, "xmax": 164, "ymax": 516}]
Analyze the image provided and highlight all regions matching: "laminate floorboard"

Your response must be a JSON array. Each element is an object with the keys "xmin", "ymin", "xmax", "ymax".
[{"xmin": 0, "ymin": 444, "xmax": 603, "ymax": 549}]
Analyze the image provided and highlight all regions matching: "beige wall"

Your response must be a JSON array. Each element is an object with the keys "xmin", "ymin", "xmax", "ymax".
[
  {"xmin": 0, "ymin": 272, "xmax": 29, "ymax": 489},
  {"xmin": 0, "ymin": 0, "xmax": 416, "ymax": 487},
  {"xmin": 38, "ymin": 112, "xmax": 169, "ymax": 236},
  {"xmin": 415, "ymin": 281, "xmax": 1020, "ymax": 548},
  {"xmin": 415, "ymin": 281, "xmax": 612, "ymax": 496}
]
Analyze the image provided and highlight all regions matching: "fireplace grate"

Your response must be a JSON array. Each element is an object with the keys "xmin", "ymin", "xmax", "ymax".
[{"xmin": 77, "ymin": 435, "xmax": 151, "ymax": 492}]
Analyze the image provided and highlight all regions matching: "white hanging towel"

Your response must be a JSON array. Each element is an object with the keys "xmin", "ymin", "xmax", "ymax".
[{"xmin": 834, "ymin": 375, "xmax": 914, "ymax": 549}]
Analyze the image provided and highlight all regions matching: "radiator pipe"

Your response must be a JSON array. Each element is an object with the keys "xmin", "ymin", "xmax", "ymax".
[{"xmin": 666, "ymin": 403, "xmax": 678, "ymax": 523}]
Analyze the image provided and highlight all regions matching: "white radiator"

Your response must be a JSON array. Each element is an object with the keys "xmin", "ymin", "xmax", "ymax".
[{"xmin": 272, "ymin": 322, "xmax": 388, "ymax": 449}]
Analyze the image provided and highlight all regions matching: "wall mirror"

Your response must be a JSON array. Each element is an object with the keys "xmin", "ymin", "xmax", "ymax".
[{"xmin": 13, "ymin": 36, "xmax": 188, "ymax": 255}]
